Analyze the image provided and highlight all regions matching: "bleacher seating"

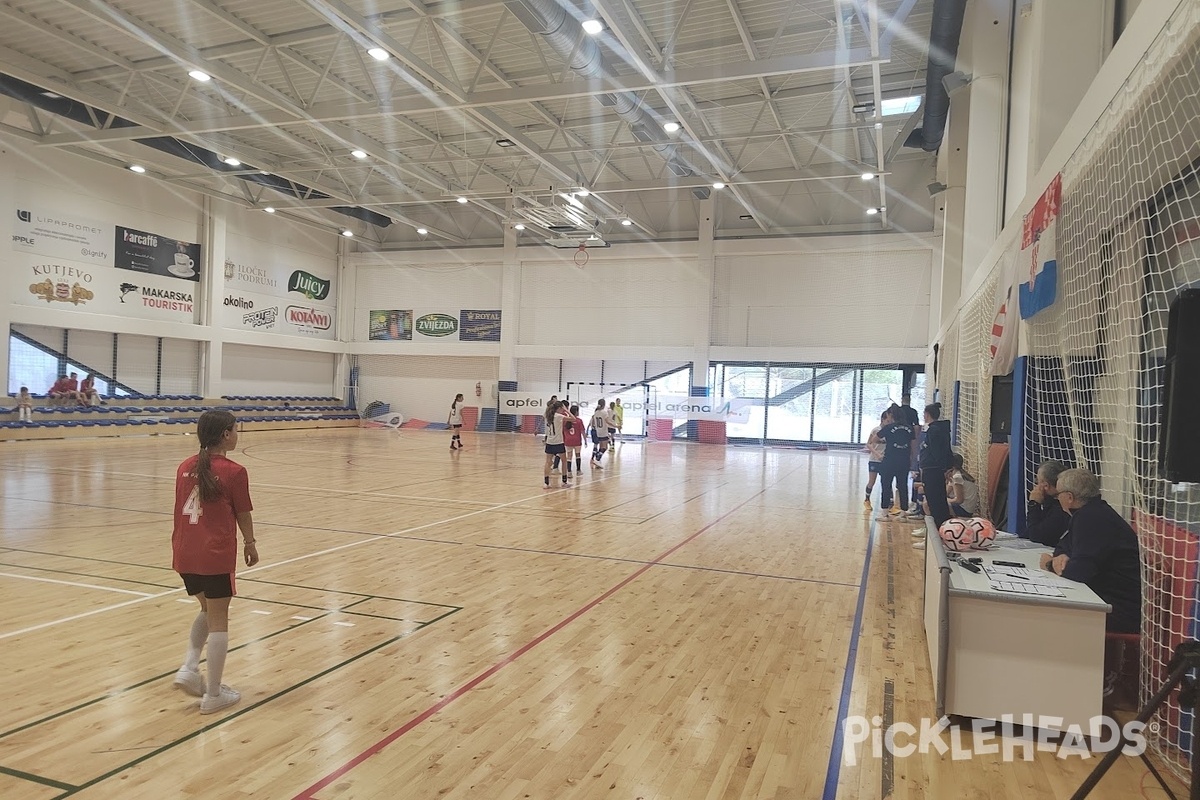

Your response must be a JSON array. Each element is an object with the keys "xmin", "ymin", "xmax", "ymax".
[{"xmin": 0, "ymin": 395, "xmax": 358, "ymax": 441}]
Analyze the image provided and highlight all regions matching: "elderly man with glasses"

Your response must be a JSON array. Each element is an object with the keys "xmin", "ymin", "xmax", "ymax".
[{"xmin": 1038, "ymin": 468, "xmax": 1141, "ymax": 634}]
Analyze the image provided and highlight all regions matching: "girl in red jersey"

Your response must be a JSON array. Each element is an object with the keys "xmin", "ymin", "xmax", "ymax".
[
  {"xmin": 171, "ymin": 410, "xmax": 257, "ymax": 714},
  {"xmin": 562, "ymin": 403, "xmax": 586, "ymax": 483}
]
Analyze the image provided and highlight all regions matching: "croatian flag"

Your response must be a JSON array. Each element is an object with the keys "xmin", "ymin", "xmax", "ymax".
[{"xmin": 1018, "ymin": 173, "xmax": 1061, "ymax": 319}]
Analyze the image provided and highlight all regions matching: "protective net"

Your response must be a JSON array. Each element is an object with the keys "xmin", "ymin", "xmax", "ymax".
[
  {"xmin": 954, "ymin": 272, "xmax": 999, "ymax": 519},
  {"xmin": 947, "ymin": 2, "xmax": 1200, "ymax": 780}
]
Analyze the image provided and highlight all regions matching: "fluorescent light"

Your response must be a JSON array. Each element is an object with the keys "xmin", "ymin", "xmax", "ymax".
[
  {"xmin": 188, "ymin": 69, "xmax": 211, "ymax": 82},
  {"xmin": 341, "ymin": 229, "xmax": 354, "ymax": 237},
  {"xmin": 495, "ymin": 138, "xmax": 516, "ymax": 147},
  {"xmin": 712, "ymin": 181, "xmax": 725, "ymax": 189},
  {"xmin": 456, "ymin": 196, "xmax": 469, "ymax": 204},
  {"xmin": 263, "ymin": 207, "xmax": 276, "ymax": 214},
  {"xmin": 875, "ymin": 122, "xmax": 883, "ymax": 130},
  {"xmin": 128, "ymin": 164, "xmax": 146, "ymax": 173},
  {"xmin": 416, "ymin": 227, "xmax": 428, "ymax": 235},
  {"xmin": 351, "ymin": 149, "xmax": 368, "ymax": 160},
  {"xmin": 41, "ymin": 91, "xmax": 61, "ymax": 99},
  {"xmin": 851, "ymin": 102, "xmax": 874, "ymax": 114},
  {"xmin": 559, "ymin": 193, "xmax": 585, "ymax": 209},
  {"xmin": 861, "ymin": 172, "xmax": 875, "ymax": 181},
  {"xmin": 866, "ymin": 207, "xmax": 880, "ymax": 216},
  {"xmin": 663, "ymin": 121, "xmax": 681, "ymax": 133},
  {"xmin": 582, "ymin": 19, "xmax": 604, "ymax": 35},
  {"xmin": 577, "ymin": 188, "xmax": 590, "ymax": 197},
  {"xmin": 881, "ymin": 95, "xmax": 923, "ymax": 116},
  {"xmin": 514, "ymin": 223, "xmax": 526, "ymax": 231},
  {"xmin": 366, "ymin": 47, "xmax": 389, "ymax": 62},
  {"xmin": 620, "ymin": 218, "xmax": 632, "ymax": 226},
  {"xmin": 222, "ymin": 156, "xmax": 241, "ymax": 166}
]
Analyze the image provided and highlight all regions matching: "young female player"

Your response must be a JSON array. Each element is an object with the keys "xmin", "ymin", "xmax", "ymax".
[
  {"xmin": 542, "ymin": 400, "xmax": 574, "ymax": 488},
  {"xmin": 448, "ymin": 393, "xmax": 465, "ymax": 450},
  {"xmin": 562, "ymin": 403, "xmax": 585, "ymax": 481},
  {"xmin": 171, "ymin": 410, "xmax": 257, "ymax": 714},
  {"xmin": 590, "ymin": 399, "xmax": 611, "ymax": 468}
]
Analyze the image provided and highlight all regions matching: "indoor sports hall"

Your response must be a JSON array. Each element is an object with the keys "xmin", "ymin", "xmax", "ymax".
[{"xmin": 1, "ymin": 1, "xmax": 1198, "ymax": 799}]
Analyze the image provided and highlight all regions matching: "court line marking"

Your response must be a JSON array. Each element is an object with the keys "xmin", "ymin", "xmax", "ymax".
[
  {"xmin": 0, "ymin": 764, "xmax": 78, "ymax": 792},
  {"xmin": 291, "ymin": 475, "xmax": 787, "ymax": 800},
  {"xmin": 0, "ymin": 471, "xmax": 623, "ymax": 641},
  {"xmin": 0, "ymin": 572, "xmax": 154, "ymax": 597},
  {"xmin": 820, "ymin": 517, "xmax": 878, "ymax": 800}
]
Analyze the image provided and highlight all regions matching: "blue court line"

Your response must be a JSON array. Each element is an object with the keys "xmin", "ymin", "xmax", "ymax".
[{"xmin": 820, "ymin": 519, "xmax": 878, "ymax": 800}]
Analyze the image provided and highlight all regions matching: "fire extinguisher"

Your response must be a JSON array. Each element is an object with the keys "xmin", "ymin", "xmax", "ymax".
[{"xmin": 475, "ymin": 381, "xmax": 482, "ymax": 397}]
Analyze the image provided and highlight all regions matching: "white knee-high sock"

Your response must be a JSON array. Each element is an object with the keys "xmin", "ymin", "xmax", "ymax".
[
  {"xmin": 184, "ymin": 612, "xmax": 208, "ymax": 671},
  {"xmin": 205, "ymin": 632, "xmax": 229, "ymax": 695}
]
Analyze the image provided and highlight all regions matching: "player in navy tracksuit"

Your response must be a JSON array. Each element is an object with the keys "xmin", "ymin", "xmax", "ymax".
[
  {"xmin": 919, "ymin": 403, "xmax": 954, "ymax": 527},
  {"xmin": 876, "ymin": 410, "xmax": 914, "ymax": 520}
]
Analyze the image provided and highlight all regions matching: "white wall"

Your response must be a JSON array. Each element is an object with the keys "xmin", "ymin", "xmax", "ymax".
[
  {"xmin": 356, "ymin": 354, "xmax": 498, "ymax": 422},
  {"xmin": 221, "ymin": 343, "xmax": 336, "ymax": 398}
]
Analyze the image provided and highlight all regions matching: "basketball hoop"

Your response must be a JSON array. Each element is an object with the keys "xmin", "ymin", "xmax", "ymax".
[{"xmin": 574, "ymin": 241, "xmax": 589, "ymax": 267}]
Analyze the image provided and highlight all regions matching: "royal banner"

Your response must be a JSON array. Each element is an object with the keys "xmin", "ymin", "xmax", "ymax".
[
  {"xmin": 12, "ymin": 207, "xmax": 112, "ymax": 267},
  {"xmin": 115, "ymin": 226, "xmax": 202, "ymax": 282},
  {"xmin": 459, "ymin": 310, "xmax": 502, "ymax": 342},
  {"xmin": 12, "ymin": 252, "xmax": 195, "ymax": 323}
]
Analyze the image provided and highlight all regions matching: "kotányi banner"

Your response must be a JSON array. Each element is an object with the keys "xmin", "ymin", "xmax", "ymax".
[{"xmin": 115, "ymin": 225, "xmax": 202, "ymax": 282}]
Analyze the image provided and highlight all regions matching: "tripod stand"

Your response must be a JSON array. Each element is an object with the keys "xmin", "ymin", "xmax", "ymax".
[{"xmin": 1072, "ymin": 641, "xmax": 1200, "ymax": 800}]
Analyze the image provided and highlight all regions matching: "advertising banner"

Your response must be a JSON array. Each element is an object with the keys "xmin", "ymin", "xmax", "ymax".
[
  {"xmin": 115, "ymin": 226, "xmax": 202, "ymax": 282},
  {"xmin": 12, "ymin": 252, "xmax": 195, "ymax": 323},
  {"xmin": 222, "ymin": 258, "xmax": 338, "ymax": 306},
  {"xmin": 498, "ymin": 391, "xmax": 751, "ymax": 422},
  {"xmin": 459, "ymin": 310, "xmax": 502, "ymax": 342},
  {"xmin": 369, "ymin": 310, "xmax": 412, "ymax": 341},
  {"xmin": 12, "ymin": 207, "xmax": 112, "ymax": 267},
  {"xmin": 218, "ymin": 285, "xmax": 336, "ymax": 339}
]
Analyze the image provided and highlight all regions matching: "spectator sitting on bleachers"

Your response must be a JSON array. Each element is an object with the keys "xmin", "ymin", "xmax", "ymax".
[
  {"xmin": 1024, "ymin": 460, "xmax": 1070, "ymax": 546},
  {"xmin": 80, "ymin": 373, "xmax": 101, "ymax": 406},
  {"xmin": 49, "ymin": 372, "xmax": 81, "ymax": 405}
]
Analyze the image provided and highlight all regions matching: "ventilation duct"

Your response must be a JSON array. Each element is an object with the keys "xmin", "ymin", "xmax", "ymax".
[
  {"xmin": 903, "ymin": 0, "xmax": 968, "ymax": 152},
  {"xmin": 506, "ymin": 0, "xmax": 695, "ymax": 177},
  {"xmin": 0, "ymin": 74, "xmax": 391, "ymax": 228}
]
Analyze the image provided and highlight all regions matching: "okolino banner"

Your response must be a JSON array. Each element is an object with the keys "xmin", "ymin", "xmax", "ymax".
[
  {"xmin": 218, "ymin": 260, "xmax": 337, "ymax": 340},
  {"xmin": 498, "ymin": 392, "xmax": 751, "ymax": 422}
]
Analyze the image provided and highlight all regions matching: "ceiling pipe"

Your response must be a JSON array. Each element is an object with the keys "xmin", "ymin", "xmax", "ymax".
[
  {"xmin": 505, "ymin": 0, "xmax": 695, "ymax": 177},
  {"xmin": 0, "ymin": 73, "xmax": 391, "ymax": 228},
  {"xmin": 902, "ymin": 0, "xmax": 967, "ymax": 152}
]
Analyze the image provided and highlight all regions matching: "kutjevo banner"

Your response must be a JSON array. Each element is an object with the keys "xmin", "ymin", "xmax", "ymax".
[
  {"xmin": 12, "ymin": 207, "xmax": 112, "ymax": 266},
  {"xmin": 12, "ymin": 251, "xmax": 194, "ymax": 323},
  {"xmin": 115, "ymin": 226, "xmax": 202, "ymax": 282},
  {"xmin": 219, "ymin": 259, "xmax": 337, "ymax": 340},
  {"xmin": 498, "ymin": 392, "xmax": 751, "ymax": 422}
]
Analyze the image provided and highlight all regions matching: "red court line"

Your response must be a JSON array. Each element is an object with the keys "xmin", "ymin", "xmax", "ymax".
[{"xmin": 293, "ymin": 490, "xmax": 768, "ymax": 800}]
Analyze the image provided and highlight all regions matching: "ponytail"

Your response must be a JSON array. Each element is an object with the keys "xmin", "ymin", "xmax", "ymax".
[
  {"xmin": 925, "ymin": 402, "xmax": 942, "ymax": 421},
  {"xmin": 195, "ymin": 410, "xmax": 236, "ymax": 503}
]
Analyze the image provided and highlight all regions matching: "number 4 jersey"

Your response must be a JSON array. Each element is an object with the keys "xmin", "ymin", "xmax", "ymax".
[{"xmin": 172, "ymin": 453, "xmax": 254, "ymax": 575}]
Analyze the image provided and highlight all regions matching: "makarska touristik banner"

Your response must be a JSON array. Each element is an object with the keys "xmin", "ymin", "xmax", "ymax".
[
  {"xmin": 12, "ymin": 206, "xmax": 112, "ymax": 267},
  {"xmin": 1018, "ymin": 173, "xmax": 1061, "ymax": 319},
  {"xmin": 115, "ymin": 226, "xmax": 202, "ymax": 282},
  {"xmin": 12, "ymin": 251, "xmax": 194, "ymax": 323}
]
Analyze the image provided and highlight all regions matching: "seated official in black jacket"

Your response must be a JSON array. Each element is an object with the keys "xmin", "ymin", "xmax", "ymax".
[
  {"xmin": 1039, "ymin": 469, "xmax": 1141, "ymax": 633},
  {"xmin": 1024, "ymin": 460, "xmax": 1070, "ymax": 547}
]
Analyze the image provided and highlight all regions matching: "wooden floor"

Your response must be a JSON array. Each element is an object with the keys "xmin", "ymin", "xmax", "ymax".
[{"xmin": 0, "ymin": 429, "xmax": 1177, "ymax": 799}]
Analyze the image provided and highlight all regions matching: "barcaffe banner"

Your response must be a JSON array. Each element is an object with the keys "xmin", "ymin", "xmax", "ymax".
[{"xmin": 115, "ymin": 226, "xmax": 202, "ymax": 282}]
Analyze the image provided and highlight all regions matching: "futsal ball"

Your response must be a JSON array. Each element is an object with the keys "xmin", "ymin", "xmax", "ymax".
[{"xmin": 938, "ymin": 517, "xmax": 997, "ymax": 551}]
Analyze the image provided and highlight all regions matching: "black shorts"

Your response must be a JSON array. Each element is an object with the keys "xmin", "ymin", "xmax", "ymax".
[
  {"xmin": 545, "ymin": 443, "xmax": 566, "ymax": 455},
  {"xmin": 868, "ymin": 461, "xmax": 882, "ymax": 475},
  {"xmin": 180, "ymin": 573, "xmax": 235, "ymax": 599},
  {"xmin": 451, "ymin": 424, "xmax": 462, "ymax": 429}
]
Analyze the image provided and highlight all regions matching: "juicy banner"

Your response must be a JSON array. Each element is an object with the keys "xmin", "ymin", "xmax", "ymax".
[{"xmin": 288, "ymin": 270, "xmax": 331, "ymax": 301}]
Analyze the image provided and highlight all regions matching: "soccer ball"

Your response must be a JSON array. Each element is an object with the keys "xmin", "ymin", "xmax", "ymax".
[{"xmin": 938, "ymin": 517, "xmax": 997, "ymax": 551}]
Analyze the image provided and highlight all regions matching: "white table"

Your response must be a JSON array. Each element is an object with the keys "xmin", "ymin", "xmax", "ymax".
[{"xmin": 922, "ymin": 518, "xmax": 1111, "ymax": 730}]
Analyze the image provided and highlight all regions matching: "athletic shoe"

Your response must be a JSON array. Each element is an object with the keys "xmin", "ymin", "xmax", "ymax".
[
  {"xmin": 863, "ymin": 498, "xmax": 872, "ymax": 511},
  {"xmin": 173, "ymin": 667, "xmax": 204, "ymax": 697},
  {"xmin": 200, "ymin": 685, "xmax": 241, "ymax": 714},
  {"xmin": 904, "ymin": 511, "xmax": 925, "ymax": 520},
  {"xmin": 543, "ymin": 484, "xmax": 553, "ymax": 490},
  {"xmin": 875, "ymin": 513, "xmax": 893, "ymax": 521},
  {"xmin": 888, "ymin": 508, "xmax": 905, "ymax": 517},
  {"xmin": 912, "ymin": 540, "xmax": 926, "ymax": 550},
  {"xmin": 911, "ymin": 529, "xmax": 926, "ymax": 537}
]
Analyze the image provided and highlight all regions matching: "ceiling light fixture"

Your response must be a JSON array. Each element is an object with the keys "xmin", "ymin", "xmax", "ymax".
[
  {"xmin": 495, "ymin": 138, "xmax": 516, "ymax": 147},
  {"xmin": 620, "ymin": 218, "xmax": 633, "ymax": 226},
  {"xmin": 128, "ymin": 164, "xmax": 146, "ymax": 173},
  {"xmin": 263, "ymin": 207, "xmax": 276, "ymax": 214},
  {"xmin": 577, "ymin": 188, "xmax": 590, "ymax": 197},
  {"xmin": 188, "ymin": 69, "xmax": 211, "ymax": 82},
  {"xmin": 739, "ymin": 214, "xmax": 753, "ymax": 220},
  {"xmin": 866, "ymin": 207, "xmax": 881, "ymax": 216},
  {"xmin": 582, "ymin": 19, "xmax": 604, "ymax": 35},
  {"xmin": 663, "ymin": 121, "xmax": 681, "ymax": 133},
  {"xmin": 514, "ymin": 223, "xmax": 526, "ymax": 230},
  {"xmin": 875, "ymin": 122, "xmax": 883, "ymax": 130},
  {"xmin": 851, "ymin": 101, "xmax": 874, "ymax": 114},
  {"xmin": 416, "ymin": 227, "xmax": 428, "ymax": 235},
  {"xmin": 861, "ymin": 172, "xmax": 875, "ymax": 181},
  {"xmin": 351, "ymin": 149, "xmax": 368, "ymax": 160},
  {"xmin": 366, "ymin": 47, "xmax": 390, "ymax": 62},
  {"xmin": 341, "ymin": 229, "xmax": 354, "ymax": 237},
  {"xmin": 712, "ymin": 181, "xmax": 725, "ymax": 189},
  {"xmin": 222, "ymin": 156, "xmax": 241, "ymax": 166},
  {"xmin": 456, "ymin": 196, "xmax": 469, "ymax": 204}
]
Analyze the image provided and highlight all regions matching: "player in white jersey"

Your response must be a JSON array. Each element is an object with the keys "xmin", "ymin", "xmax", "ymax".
[
  {"xmin": 590, "ymin": 399, "xmax": 611, "ymax": 469},
  {"xmin": 542, "ymin": 400, "xmax": 573, "ymax": 488}
]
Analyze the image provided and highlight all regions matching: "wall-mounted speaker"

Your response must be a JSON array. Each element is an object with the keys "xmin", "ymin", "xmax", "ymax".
[
  {"xmin": 1161, "ymin": 288, "xmax": 1200, "ymax": 482},
  {"xmin": 990, "ymin": 372, "xmax": 1014, "ymax": 439}
]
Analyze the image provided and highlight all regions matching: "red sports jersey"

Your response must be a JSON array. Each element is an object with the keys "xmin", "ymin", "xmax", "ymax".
[
  {"xmin": 562, "ymin": 415, "xmax": 584, "ymax": 447},
  {"xmin": 172, "ymin": 453, "xmax": 253, "ymax": 575},
  {"xmin": 52, "ymin": 376, "xmax": 77, "ymax": 392}
]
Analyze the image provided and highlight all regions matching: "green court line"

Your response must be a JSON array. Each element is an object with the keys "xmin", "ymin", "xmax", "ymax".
[
  {"xmin": 49, "ymin": 613, "xmax": 453, "ymax": 798},
  {"xmin": 0, "ymin": 764, "xmax": 78, "ymax": 792}
]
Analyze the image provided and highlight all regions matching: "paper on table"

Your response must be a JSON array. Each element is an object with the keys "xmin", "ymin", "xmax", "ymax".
[
  {"xmin": 983, "ymin": 564, "xmax": 1077, "ymax": 588},
  {"xmin": 991, "ymin": 538, "xmax": 1043, "ymax": 551}
]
